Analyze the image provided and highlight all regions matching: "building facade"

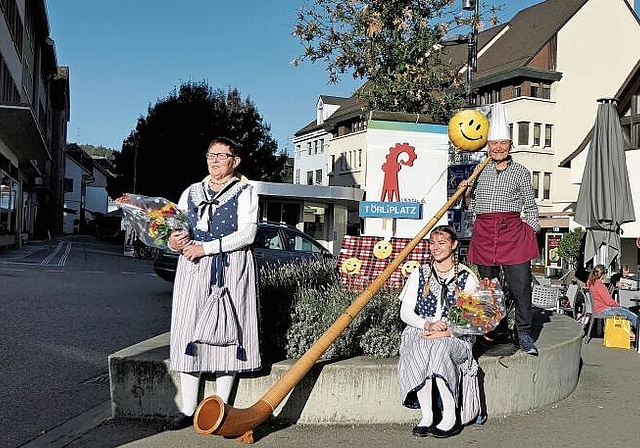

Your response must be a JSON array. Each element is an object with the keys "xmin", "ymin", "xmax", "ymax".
[{"xmin": 0, "ymin": 0, "xmax": 69, "ymax": 246}]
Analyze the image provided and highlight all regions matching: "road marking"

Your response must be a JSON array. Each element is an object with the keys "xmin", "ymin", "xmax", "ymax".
[{"xmin": 18, "ymin": 400, "xmax": 110, "ymax": 448}]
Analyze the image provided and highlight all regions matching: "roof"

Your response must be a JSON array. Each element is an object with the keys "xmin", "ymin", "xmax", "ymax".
[
  {"xmin": 319, "ymin": 95, "xmax": 351, "ymax": 107},
  {"xmin": 448, "ymin": 0, "xmax": 588, "ymax": 80}
]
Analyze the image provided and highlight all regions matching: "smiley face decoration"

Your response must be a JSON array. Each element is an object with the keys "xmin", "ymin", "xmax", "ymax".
[{"xmin": 447, "ymin": 109, "xmax": 489, "ymax": 152}]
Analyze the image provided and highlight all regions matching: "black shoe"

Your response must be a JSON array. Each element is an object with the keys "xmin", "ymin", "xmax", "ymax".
[
  {"xmin": 411, "ymin": 425, "xmax": 431, "ymax": 437},
  {"xmin": 429, "ymin": 420, "xmax": 462, "ymax": 439},
  {"xmin": 163, "ymin": 412, "xmax": 193, "ymax": 431}
]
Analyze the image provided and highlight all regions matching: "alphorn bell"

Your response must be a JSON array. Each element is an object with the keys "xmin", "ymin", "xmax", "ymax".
[{"xmin": 194, "ymin": 155, "xmax": 491, "ymax": 442}]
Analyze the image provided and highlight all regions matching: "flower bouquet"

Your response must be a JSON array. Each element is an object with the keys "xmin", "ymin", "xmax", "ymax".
[
  {"xmin": 447, "ymin": 278, "xmax": 506, "ymax": 335},
  {"xmin": 116, "ymin": 193, "xmax": 189, "ymax": 250}
]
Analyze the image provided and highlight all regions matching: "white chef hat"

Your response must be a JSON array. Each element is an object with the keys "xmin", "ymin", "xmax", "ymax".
[{"xmin": 487, "ymin": 102, "xmax": 510, "ymax": 141}]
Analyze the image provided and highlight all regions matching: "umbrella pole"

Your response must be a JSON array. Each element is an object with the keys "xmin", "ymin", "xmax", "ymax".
[{"xmin": 193, "ymin": 156, "xmax": 491, "ymax": 442}]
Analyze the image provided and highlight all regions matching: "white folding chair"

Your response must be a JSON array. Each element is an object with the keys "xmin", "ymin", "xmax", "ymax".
[
  {"xmin": 531, "ymin": 284, "xmax": 561, "ymax": 312},
  {"xmin": 558, "ymin": 284, "xmax": 579, "ymax": 316}
]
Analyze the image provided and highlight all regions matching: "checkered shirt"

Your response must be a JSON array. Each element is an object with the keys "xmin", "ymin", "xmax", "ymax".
[{"xmin": 469, "ymin": 157, "xmax": 540, "ymax": 232}]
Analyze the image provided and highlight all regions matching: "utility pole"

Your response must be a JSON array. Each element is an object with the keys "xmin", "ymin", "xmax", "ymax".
[{"xmin": 463, "ymin": 0, "xmax": 479, "ymax": 106}]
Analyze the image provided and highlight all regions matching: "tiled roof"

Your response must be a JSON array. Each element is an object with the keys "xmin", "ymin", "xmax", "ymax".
[{"xmin": 448, "ymin": 0, "xmax": 588, "ymax": 79}]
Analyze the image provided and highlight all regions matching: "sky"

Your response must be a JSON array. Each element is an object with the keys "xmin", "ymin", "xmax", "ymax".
[{"xmin": 46, "ymin": 1, "xmax": 638, "ymax": 155}]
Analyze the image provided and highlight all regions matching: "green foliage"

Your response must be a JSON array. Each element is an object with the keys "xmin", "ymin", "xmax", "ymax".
[
  {"xmin": 80, "ymin": 144, "xmax": 116, "ymax": 162},
  {"xmin": 558, "ymin": 228, "xmax": 585, "ymax": 267},
  {"xmin": 258, "ymin": 257, "xmax": 404, "ymax": 362},
  {"xmin": 293, "ymin": 0, "xmax": 500, "ymax": 119},
  {"xmin": 107, "ymin": 81, "xmax": 288, "ymax": 200},
  {"xmin": 259, "ymin": 257, "xmax": 339, "ymax": 361}
]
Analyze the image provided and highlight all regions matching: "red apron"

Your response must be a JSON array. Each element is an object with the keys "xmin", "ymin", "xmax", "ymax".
[{"xmin": 468, "ymin": 212, "xmax": 539, "ymax": 266}]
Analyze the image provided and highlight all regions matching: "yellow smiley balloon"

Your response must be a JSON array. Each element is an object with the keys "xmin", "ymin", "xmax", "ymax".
[
  {"xmin": 448, "ymin": 109, "xmax": 489, "ymax": 152},
  {"xmin": 373, "ymin": 240, "xmax": 393, "ymax": 259},
  {"xmin": 401, "ymin": 260, "xmax": 421, "ymax": 278},
  {"xmin": 341, "ymin": 257, "xmax": 362, "ymax": 276}
]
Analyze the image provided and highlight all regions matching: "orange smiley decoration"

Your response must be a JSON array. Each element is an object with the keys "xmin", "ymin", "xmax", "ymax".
[
  {"xmin": 401, "ymin": 260, "xmax": 421, "ymax": 278},
  {"xmin": 373, "ymin": 240, "xmax": 393, "ymax": 260},
  {"xmin": 447, "ymin": 109, "xmax": 489, "ymax": 152},
  {"xmin": 341, "ymin": 257, "xmax": 362, "ymax": 276}
]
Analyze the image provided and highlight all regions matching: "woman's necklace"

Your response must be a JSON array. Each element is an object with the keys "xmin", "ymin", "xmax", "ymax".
[
  {"xmin": 434, "ymin": 262, "xmax": 453, "ymax": 275},
  {"xmin": 209, "ymin": 178, "xmax": 228, "ymax": 188}
]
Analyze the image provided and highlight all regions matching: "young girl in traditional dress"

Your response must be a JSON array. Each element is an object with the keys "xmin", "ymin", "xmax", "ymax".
[{"xmin": 397, "ymin": 225, "xmax": 480, "ymax": 438}]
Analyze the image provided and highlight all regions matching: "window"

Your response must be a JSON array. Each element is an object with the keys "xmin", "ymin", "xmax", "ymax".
[
  {"xmin": 295, "ymin": 145, "xmax": 301, "ymax": 158},
  {"xmin": 517, "ymin": 122, "xmax": 529, "ymax": 146},
  {"xmin": 307, "ymin": 142, "xmax": 312, "ymax": 156},
  {"xmin": 0, "ymin": 53, "xmax": 20, "ymax": 103},
  {"xmin": 533, "ymin": 123, "xmax": 541, "ymax": 146},
  {"xmin": 543, "ymin": 173, "xmax": 551, "ymax": 200},
  {"xmin": 314, "ymin": 140, "xmax": 318, "ymax": 154},
  {"xmin": 255, "ymin": 227, "xmax": 284, "ymax": 250},
  {"xmin": 513, "ymin": 85, "xmax": 521, "ymax": 98},
  {"xmin": 532, "ymin": 171, "xmax": 540, "ymax": 198},
  {"xmin": 285, "ymin": 229, "xmax": 324, "ymax": 254},
  {"xmin": 315, "ymin": 169, "xmax": 322, "ymax": 185},
  {"xmin": 530, "ymin": 83, "xmax": 540, "ymax": 98},
  {"xmin": 0, "ymin": 175, "xmax": 17, "ymax": 233},
  {"xmin": 330, "ymin": 154, "xmax": 335, "ymax": 172},
  {"xmin": 544, "ymin": 125, "xmax": 553, "ymax": 147},
  {"xmin": 306, "ymin": 171, "xmax": 313, "ymax": 185},
  {"xmin": 542, "ymin": 83, "xmax": 551, "ymax": 100},
  {"xmin": 320, "ymin": 138, "xmax": 324, "ymax": 153},
  {"xmin": 63, "ymin": 178, "xmax": 74, "ymax": 193},
  {"xmin": 358, "ymin": 149, "xmax": 362, "ymax": 168},
  {"xmin": 1, "ymin": 0, "xmax": 23, "ymax": 58},
  {"xmin": 295, "ymin": 169, "xmax": 300, "ymax": 184}
]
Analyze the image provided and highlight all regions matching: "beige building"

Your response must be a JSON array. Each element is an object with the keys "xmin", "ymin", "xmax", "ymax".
[{"xmin": 0, "ymin": 0, "xmax": 69, "ymax": 247}]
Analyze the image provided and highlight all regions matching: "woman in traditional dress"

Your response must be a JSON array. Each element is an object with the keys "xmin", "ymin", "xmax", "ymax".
[
  {"xmin": 163, "ymin": 136, "xmax": 260, "ymax": 431},
  {"xmin": 397, "ymin": 225, "xmax": 480, "ymax": 438}
]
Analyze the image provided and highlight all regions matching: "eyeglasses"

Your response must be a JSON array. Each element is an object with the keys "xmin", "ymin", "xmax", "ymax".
[{"xmin": 205, "ymin": 152, "xmax": 235, "ymax": 160}]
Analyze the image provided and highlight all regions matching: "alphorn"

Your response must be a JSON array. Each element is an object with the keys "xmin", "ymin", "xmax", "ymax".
[{"xmin": 194, "ymin": 155, "xmax": 491, "ymax": 441}]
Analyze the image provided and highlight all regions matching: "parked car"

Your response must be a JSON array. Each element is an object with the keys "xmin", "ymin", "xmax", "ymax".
[
  {"xmin": 153, "ymin": 222, "xmax": 334, "ymax": 282},
  {"xmin": 93, "ymin": 210, "xmax": 124, "ymax": 242}
]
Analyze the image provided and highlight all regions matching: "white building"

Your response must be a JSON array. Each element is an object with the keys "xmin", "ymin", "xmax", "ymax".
[{"xmin": 292, "ymin": 95, "xmax": 350, "ymax": 186}]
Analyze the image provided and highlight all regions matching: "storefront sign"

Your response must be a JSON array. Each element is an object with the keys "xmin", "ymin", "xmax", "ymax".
[{"xmin": 359, "ymin": 201, "xmax": 422, "ymax": 219}]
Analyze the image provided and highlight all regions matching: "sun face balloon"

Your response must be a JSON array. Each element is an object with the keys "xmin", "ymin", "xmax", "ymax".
[
  {"xmin": 448, "ymin": 109, "xmax": 489, "ymax": 152},
  {"xmin": 373, "ymin": 239, "xmax": 393, "ymax": 259},
  {"xmin": 401, "ymin": 260, "xmax": 421, "ymax": 278},
  {"xmin": 341, "ymin": 257, "xmax": 362, "ymax": 276}
]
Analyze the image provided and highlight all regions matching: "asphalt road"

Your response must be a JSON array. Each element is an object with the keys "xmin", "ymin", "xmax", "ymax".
[
  {"xmin": 62, "ymin": 341, "xmax": 640, "ymax": 448},
  {"xmin": 0, "ymin": 236, "xmax": 173, "ymax": 448}
]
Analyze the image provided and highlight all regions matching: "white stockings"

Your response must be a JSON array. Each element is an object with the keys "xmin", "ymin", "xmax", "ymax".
[
  {"xmin": 416, "ymin": 377, "xmax": 456, "ymax": 430},
  {"xmin": 179, "ymin": 372, "xmax": 201, "ymax": 416}
]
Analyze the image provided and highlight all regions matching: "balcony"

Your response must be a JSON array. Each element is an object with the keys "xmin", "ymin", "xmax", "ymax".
[{"xmin": 0, "ymin": 104, "xmax": 51, "ymax": 168}]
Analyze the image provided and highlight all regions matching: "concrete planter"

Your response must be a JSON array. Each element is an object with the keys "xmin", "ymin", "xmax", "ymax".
[{"xmin": 109, "ymin": 312, "xmax": 583, "ymax": 423}]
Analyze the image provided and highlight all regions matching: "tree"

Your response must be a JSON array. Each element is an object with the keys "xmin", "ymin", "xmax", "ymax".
[
  {"xmin": 108, "ymin": 81, "xmax": 288, "ymax": 201},
  {"xmin": 293, "ymin": 0, "xmax": 499, "ymax": 120},
  {"xmin": 80, "ymin": 144, "xmax": 116, "ymax": 163},
  {"xmin": 558, "ymin": 228, "xmax": 585, "ymax": 269}
]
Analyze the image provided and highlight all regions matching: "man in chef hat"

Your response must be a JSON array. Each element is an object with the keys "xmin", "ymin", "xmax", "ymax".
[{"xmin": 461, "ymin": 103, "xmax": 541, "ymax": 356}]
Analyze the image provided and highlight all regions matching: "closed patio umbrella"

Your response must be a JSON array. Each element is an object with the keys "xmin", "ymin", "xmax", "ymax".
[{"xmin": 574, "ymin": 98, "xmax": 635, "ymax": 267}]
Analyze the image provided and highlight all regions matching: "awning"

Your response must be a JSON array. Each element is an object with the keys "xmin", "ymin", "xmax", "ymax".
[{"xmin": 0, "ymin": 104, "xmax": 51, "ymax": 168}]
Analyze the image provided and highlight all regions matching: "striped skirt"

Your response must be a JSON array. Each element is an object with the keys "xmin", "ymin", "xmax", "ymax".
[
  {"xmin": 169, "ymin": 247, "xmax": 261, "ymax": 373},
  {"xmin": 397, "ymin": 326, "xmax": 477, "ymax": 414}
]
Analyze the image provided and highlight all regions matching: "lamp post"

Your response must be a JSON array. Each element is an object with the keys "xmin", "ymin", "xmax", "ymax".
[{"xmin": 463, "ymin": 0, "xmax": 479, "ymax": 106}]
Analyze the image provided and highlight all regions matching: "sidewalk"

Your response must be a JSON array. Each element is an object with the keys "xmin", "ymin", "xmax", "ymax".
[{"xmin": 55, "ymin": 341, "xmax": 640, "ymax": 448}]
